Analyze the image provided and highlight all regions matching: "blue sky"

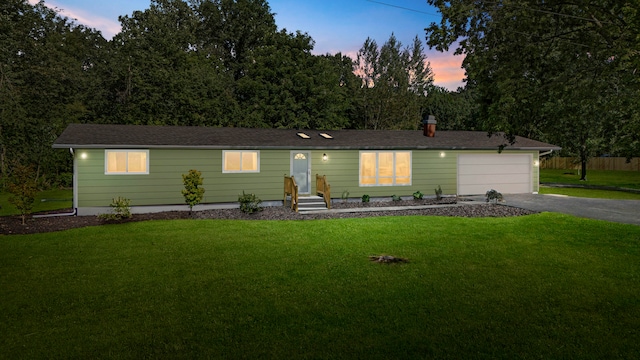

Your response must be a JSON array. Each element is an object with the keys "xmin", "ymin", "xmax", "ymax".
[{"xmin": 30, "ymin": 0, "xmax": 464, "ymax": 89}]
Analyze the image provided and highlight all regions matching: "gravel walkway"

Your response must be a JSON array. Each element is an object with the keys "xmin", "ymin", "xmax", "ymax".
[{"xmin": 193, "ymin": 198, "xmax": 536, "ymax": 220}]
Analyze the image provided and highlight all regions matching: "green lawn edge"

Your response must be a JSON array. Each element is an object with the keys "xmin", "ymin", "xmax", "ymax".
[{"xmin": 2, "ymin": 214, "xmax": 639, "ymax": 359}]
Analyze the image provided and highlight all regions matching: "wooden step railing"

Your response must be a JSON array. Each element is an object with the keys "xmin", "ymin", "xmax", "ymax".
[
  {"xmin": 284, "ymin": 175, "xmax": 299, "ymax": 212},
  {"xmin": 315, "ymin": 174, "xmax": 331, "ymax": 209}
]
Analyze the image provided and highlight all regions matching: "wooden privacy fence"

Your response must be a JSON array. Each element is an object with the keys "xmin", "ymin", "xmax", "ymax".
[{"xmin": 541, "ymin": 157, "xmax": 640, "ymax": 171}]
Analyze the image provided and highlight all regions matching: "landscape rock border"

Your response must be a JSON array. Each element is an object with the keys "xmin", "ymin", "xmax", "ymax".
[{"xmin": 1, "ymin": 200, "xmax": 537, "ymax": 236}]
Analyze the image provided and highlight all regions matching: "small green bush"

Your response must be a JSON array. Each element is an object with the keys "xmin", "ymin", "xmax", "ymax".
[
  {"xmin": 98, "ymin": 197, "xmax": 132, "ymax": 221},
  {"xmin": 182, "ymin": 169, "xmax": 205, "ymax": 215},
  {"xmin": 361, "ymin": 194, "xmax": 370, "ymax": 203},
  {"xmin": 341, "ymin": 189, "xmax": 350, "ymax": 203},
  {"xmin": 55, "ymin": 173, "xmax": 73, "ymax": 188},
  {"xmin": 486, "ymin": 189, "xmax": 503, "ymax": 203},
  {"xmin": 7, "ymin": 163, "xmax": 38, "ymax": 225},
  {"xmin": 412, "ymin": 191, "xmax": 423, "ymax": 200},
  {"xmin": 391, "ymin": 194, "xmax": 401, "ymax": 201},
  {"xmin": 435, "ymin": 185, "xmax": 443, "ymax": 200},
  {"xmin": 239, "ymin": 191, "xmax": 262, "ymax": 214}
]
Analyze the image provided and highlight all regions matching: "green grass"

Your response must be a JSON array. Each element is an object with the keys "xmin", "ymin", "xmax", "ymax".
[
  {"xmin": 541, "ymin": 169, "xmax": 640, "ymax": 189},
  {"xmin": 540, "ymin": 169, "xmax": 640, "ymax": 199},
  {"xmin": 0, "ymin": 188, "xmax": 72, "ymax": 216},
  {"xmin": 539, "ymin": 186, "xmax": 640, "ymax": 199},
  {"xmin": 2, "ymin": 215, "xmax": 639, "ymax": 359}
]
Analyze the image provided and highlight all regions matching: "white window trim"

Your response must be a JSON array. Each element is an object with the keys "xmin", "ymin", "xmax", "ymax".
[
  {"xmin": 359, "ymin": 151, "xmax": 412, "ymax": 186},
  {"xmin": 222, "ymin": 150, "xmax": 261, "ymax": 173},
  {"xmin": 105, "ymin": 149, "xmax": 150, "ymax": 175}
]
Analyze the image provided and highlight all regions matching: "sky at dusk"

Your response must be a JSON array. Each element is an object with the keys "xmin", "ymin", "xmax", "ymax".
[{"xmin": 29, "ymin": 0, "xmax": 465, "ymax": 90}]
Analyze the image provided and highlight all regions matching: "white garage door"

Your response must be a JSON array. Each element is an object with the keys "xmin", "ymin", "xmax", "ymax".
[{"xmin": 458, "ymin": 154, "xmax": 532, "ymax": 195}]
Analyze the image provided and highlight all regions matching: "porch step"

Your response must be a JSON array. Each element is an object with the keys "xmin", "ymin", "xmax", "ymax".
[{"xmin": 297, "ymin": 195, "xmax": 329, "ymax": 213}]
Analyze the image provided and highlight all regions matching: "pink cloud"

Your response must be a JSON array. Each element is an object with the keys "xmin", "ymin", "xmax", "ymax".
[
  {"xmin": 428, "ymin": 51, "xmax": 466, "ymax": 90},
  {"xmin": 319, "ymin": 48, "xmax": 465, "ymax": 91},
  {"xmin": 28, "ymin": 0, "xmax": 121, "ymax": 39}
]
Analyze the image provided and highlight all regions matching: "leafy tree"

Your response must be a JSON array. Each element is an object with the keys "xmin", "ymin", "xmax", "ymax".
[
  {"xmin": 354, "ymin": 34, "xmax": 434, "ymax": 129},
  {"xmin": 235, "ymin": 30, "xmax": 355, "ymax": 129},
  {"xmin": 425, "ymin": 0, "xmax": 640, "ymax": 180},
  {"xmin": 7, "ymin": 163, "xmax": 38, "ymax": 225},
  {"xmin": 101, "ymin": 0, "xmax": 354, "ymax": 130},
  {"xmin": 194, "ymin": 0, "xmax": 277, "ymax": 82},
  {"xmin": 103, "ymin": 0, "xmax": 236, "ymax": 126},
  {"xmin": 1, "ymin": 0, "xmax": 104, "ymax": 186},
  {"xmin": 182, "ymin": 169, "xmax": 205, "ymax": 215},
  {"xmin": 423, "ymin": 86, "xmax": 478, "ymax": 130}
]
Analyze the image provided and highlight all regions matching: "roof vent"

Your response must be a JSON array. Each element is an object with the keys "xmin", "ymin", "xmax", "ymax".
[
  {"xmin": 297, "ymin": 132, "xmax": 310, "ymax": 139},
  {"xmin": 319, "ymin": 133, "xmax": 333, "ymax": 139}
]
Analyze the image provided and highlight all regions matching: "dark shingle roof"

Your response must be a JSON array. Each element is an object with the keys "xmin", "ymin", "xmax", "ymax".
[{"xmin": 53, "ymin": 124, "xmax": 561, "ymax": 151}]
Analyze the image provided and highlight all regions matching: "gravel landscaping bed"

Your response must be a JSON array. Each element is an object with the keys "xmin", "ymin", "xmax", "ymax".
[{"xmin": 1, "ymin": 198, "xmax": 536, "ymax": 235}]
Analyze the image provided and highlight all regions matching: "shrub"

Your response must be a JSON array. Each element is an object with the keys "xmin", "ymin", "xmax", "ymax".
[
  {"xmin": 239, "ymin": 191, "xmax": 262, "ymax": 214},
  {"xmin": 485, "ymin": 189, "xmax": 504, "ymax": 203},
  {"xmin": 7, "ymin": 164, "xmax": 38, "ymax": 225},
  {"xmin": 98, "ymin": 197, "xmax": 132, "ymax": 221},
  {"xmin": 412, "ymin": 190, "xmax": 423, "ymax": 200},
  {"xmin": 361, "ymin": 194, "xmax": 370, "ymax": 203},
  {"xmin": 182, "ymin": 169, "xmax": 205, "ymax": 215},
  {"xmin": 341, "ymin": 189, "xmax": 350, "ymax": 203},
  {"xmin": 56, "ymin": 173, "xmax": 73, "ymax": 188},
  {"xmin": 391, "ymin": 194, "xmax": 401, "ymax": 201},
  {"xmin": 435, "ymin": 185, "xmax": 443, "ymax": 200}
]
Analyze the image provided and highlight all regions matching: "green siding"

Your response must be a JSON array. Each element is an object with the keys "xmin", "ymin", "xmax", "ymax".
[
  {"xmin": 313, "ymin": 150, "xmax": 458, "ymax": 199},
  {"xmin": 75, "ymin": 148, "xmax": 540, "ymax": 207},
  {"xmin": 76, "ymin": 149, "xmax": 289, "ymax": 207}
]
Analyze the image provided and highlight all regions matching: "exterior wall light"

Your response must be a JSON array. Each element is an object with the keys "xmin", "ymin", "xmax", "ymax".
[
  {"xmin": 533, "ymin": 160, "xmax": 540, "ymax": 167},
  {"xmin": 80, "ymin": 152, "xmax": 88, "ymax": 159},
  {"xmin": 322, "ymin": 153, "xmax": 328, "ymax": 161},
  {"xmin": 440, "ymin": 152, "xmax": 446, "ymax": 158}
]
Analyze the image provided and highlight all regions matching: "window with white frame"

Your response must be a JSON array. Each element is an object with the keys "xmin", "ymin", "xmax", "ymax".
[
  {"xmin": 359, "ymin": 151, "xmax": 411, "ymax": 186},
  {"xmin": 105, "ymin": 150, "xmax": 149, "ymax": 174},
  {"xmin": 223, "ymin": 150, "xmax": 260, "ymax": 173}
]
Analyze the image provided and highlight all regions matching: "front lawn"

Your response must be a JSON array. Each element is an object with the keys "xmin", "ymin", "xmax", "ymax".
[{"xmin": 2, "ymin": 214, "xmax": 639, "ymax": 359}]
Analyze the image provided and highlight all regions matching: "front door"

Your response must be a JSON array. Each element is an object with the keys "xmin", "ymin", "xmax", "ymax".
[{"xmin": 291, "ymin": 151, "xmax": 311, "ymax": 194}]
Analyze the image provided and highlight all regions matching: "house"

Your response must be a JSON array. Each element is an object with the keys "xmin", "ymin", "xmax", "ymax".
[{"xmin": 53, "ymin": 123, "xmax": 561, "ymax": 215}]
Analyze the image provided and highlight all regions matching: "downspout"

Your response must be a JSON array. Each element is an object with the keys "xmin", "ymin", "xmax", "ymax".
[
  {"xmin": 33, "ymin": 208, "xmax": 77, "ymax": 218},
  {"xmin": 72, "ymin": 148, "xmax": 78, "ymax": 212},
  {"xmin": 539, "ymin": 150, "xmax": 553, "ymax": 157}
]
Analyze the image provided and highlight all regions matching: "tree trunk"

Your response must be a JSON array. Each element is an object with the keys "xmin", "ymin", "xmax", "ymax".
[
  {"xmin": 0, "ymin": 144, "xmax": 5, "ymax": 190},
  {"xmin": 580, "ymin": 158, "xmax": 588, "ymax": 181}
]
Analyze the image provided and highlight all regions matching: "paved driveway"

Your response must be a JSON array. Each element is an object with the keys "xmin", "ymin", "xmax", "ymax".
[{"xmin": 501, "ymin": 193, "xmax": 640, "ymax": 226}]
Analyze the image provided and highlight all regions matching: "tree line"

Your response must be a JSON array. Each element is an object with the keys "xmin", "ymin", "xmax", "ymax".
[
  {"xmin": 1, "ymin": 0, "xmax": 472, "ymax": 187},
  {"xmin": 3, "ymin": 0, "xmax": 637, "ymax": 188},
  {"xmin": 425, "ymin": 0, "xmax": 640, "ymax": 179}
]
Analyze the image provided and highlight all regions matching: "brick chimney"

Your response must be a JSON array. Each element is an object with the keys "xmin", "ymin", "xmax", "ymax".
[{"xmin": 422, "ymin": 115, "xmax": 437, "ymax": 137}]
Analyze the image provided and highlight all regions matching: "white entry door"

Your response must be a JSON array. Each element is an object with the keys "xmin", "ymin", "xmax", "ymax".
[
  {"xmin": 457, "ymin": 154, "xmax": 532, "ymax": 195},
  {"xmin": 291, "ymin": 151, "xmax": 311, "ymax": 194}
]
